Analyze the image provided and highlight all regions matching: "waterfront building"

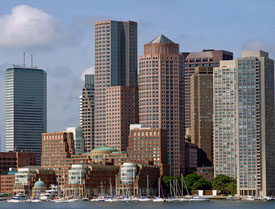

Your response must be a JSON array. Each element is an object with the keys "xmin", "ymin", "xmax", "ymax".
[
  {"xmin": 190, "ymin": 66, "xmax": 214, "ymax": 167},
  {"xmin": 66, "ymin": 126, "xmax": 85, "ymax": 155},
  {"xmin": 0, "ymin": 152, "xmax": 36, "ymax": 174},
  {"xmin": 126, "ymin": 124, "xmax": 169, "ymax": 176},
  {"xmin": 32, "ymin": 179, "xmax": 46, "ymax": 198},
  {"xmin": 0, "ymin": 169, "xmax": 17, "ymax": 194},
  {"xmin": 13, "ymin": 166, "xmax": 56, "ymax": 195},
  {"xmin": 65, "ymin": 164, "xmax": 119, "ymax": 197},
  {"xmin": 6, "ymin": 66, "xmax": 47, "ymax": 164},
  {"xmin": 105, "ymin": 86, "xmax": 138, "ymax": 151},
  {"xmin": 94, "ymin": 20, "xmax": 138, "ymax": 148},
  {"xmin": 182, "ymin": 50, "xmax": 233, "ymax": 131},
  {"xmin": 213, "ymin": 50, "xmax": 275, "ymax": 196},
  {"xmin": 139, "ymin": 34, "xmax": 185, "ymax": 176},
  {"xmin": 80, "ymin": 74, "xmax": 95, "ymax": 152},
  {"xmin": 116, "ymin": 162, "xmax": 160, "ymax": 196},
  {"xmin": 41, "ymin": 132, "xmax": 75, "ymax": 185}
]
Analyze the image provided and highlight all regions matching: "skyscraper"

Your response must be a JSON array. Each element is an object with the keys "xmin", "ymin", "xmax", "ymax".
[
  {"xmin": 6, "ymin": 66, "xmax": 47, "ymax": 164},
  {"xmin": 182, "ymin": 50, "xmax": 233, "ymax": 132},
  {"xmin": 105, "ymin": 86, "xmax": 138, "ymax": 151},
  {"xmin": 94, "ymin": 20, "xmax": 137, "ymax": 147},
  {"xmin": 190, "ymin": 66, "xmax": 213, "ymax": 167},
  {"xmin": 80, "ymin": 74, "xmax": 95, "ymax": 152},
  {"xmin": 139, "ymin": 34, "xmax": 184, "ymax": 176},
  {"xmin": 214, "ymin": 50, "xmax": 275, "ymax": 196}
]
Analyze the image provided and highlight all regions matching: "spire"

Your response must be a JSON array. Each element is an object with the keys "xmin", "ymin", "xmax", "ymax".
[{"xmin": 148, "ymin": 34, "xmax": 174, "ymax": 44}]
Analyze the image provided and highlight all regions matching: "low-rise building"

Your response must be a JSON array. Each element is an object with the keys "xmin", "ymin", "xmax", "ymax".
[
  {"xmin": 185, "ymin": 142, "xmax": 198, "ymax": 174},
  {"xmin": 196, "ymin": 167, "xmax": 214, "ymax": 182},
  {"xmin": 13, "ymin": 166, "xmax": 56, "ymax": 195},
  {"xmin": 65, "ymin": 164, "xmax": 119, "ymax": 197},
  {"xmin": 0, "ymin": 169, "xmax": 17, "ymax": 195},
  {"xmin": 116, "ymin": 162, "xmax": 160, "ymax": 196}
]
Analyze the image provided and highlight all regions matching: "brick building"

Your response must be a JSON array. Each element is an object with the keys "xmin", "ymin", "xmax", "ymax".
[{"xmin": 0, "ymin": 152, "xmax": 36, "ymax": 174}]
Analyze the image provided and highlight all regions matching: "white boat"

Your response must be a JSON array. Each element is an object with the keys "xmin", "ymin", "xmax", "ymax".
[
  {"xmin": 166, "ymin": 198, "xmax": 179, "ymax": 202},
  {"xmin": 40, "ymin": 185, "xmax": 59, "ymax": 201},
  {"xmin": 138, "ymin": 197, "xmax": 152, "ymax": 202},
  {"xmin": 179, "ymin": 198, "xmax": 190, "ymax": 201},
  {"xmin": 68, "ymin": 198, "xmax": 80, "ymax": 202},
  {"xmin": 153, "ymin": 197, "xmax": 166, "ymax": 202},
  {"xmin": 243, "ymin": 196, "xmax": 255, "ymax": 201},
  {"xmin": 227, "ymin": 195, "xmax": 234, "ymax": 200},
  {"xmin": 189, "ymin": 196, "xmax": 210, "ymax": 202},
  {"xmin": 7, "ymin": 193, "xmax": 30, "ymax": 203},
  {"xmin": 51, "ymin": 198, "xmax": 69, "ymax": 203},
  {"xmin": 105, "ymin": 198, "xmax": 119, "ymax": 202},
  {"xmin": 31, "ymin": 198, "xmax": 41, "ymax": 203},
  {"xmin": 90, "ymin": 197, "xmax": 105, "ymax": 202}
]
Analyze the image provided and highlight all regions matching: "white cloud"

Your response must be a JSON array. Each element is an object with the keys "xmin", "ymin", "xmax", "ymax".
[
  {"xmin": 81, "ymin": 66, "xmax": 94, "ymax": 81},
  {"xmin": 0, "ymin": 5, "xmax": 80, "ymax": 49}
]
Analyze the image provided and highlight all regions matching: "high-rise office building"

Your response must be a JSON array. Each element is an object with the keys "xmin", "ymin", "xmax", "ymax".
[
  {"xmin": 105, "ymin": 86, "xmax": 138, "ymax": 151},
  {"xmin": 190, "ymin": 66, "xmax": 213, "ymax": 167},
  {"xmin": 94, "ymin": 20, "xmax": 137, "ymax": 147},
  {"xmin": 80, "ymin": 74, "xmax": 95, "ymax": 152},
  {"xmin": 182, "ymin": 50, "xmax": 233, "ymax": 132},
  {"xmin": 214, "ymin": 50, "xmax": 275, "ymax": 196},
  {"xmin": 139, "ymin": 34, "xmax": 184, "ymax": 176},
  {"xmin": 6, "ymin": 66, "xmax": 47, "ymax": 164},
  {"xmin": 66, "ymin": 126, "xmax": 85, "ymax": 155}
]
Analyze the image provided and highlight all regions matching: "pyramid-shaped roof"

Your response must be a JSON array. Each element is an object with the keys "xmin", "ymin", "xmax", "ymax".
[{"xmin": 148, "ymin": 34, "xmax": 174, "ymax": 44}]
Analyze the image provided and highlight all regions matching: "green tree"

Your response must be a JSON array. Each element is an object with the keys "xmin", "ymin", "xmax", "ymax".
[
  {"xmin": 184, "ymin": 173, "xmax": 203, "ymax": 191},
  {"xmin": 225, "ymin": 181, "xmax": 237, "ymax": 195},
  {"xmin": 192, "ymin": 178, "xmax": 212, "ymax": 190},
  {"xmin": 212, "ymin": 175, "xmax": 236, "ymax": 194}
]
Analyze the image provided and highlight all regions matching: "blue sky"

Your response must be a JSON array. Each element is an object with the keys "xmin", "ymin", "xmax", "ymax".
[{"xmin": 0, "ymin": 0, "xmax": 274, "ymax": 150}]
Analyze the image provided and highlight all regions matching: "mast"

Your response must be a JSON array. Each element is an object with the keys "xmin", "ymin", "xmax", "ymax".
[
  {"xmin": 158, "ymin": 178, "xmax": 161, "ymax": 197},
  {"xmin": 181, "ymin": 174, "xmax": 184, "ymax": 196},
  {"xmin": 169, "ymin": 180, "xmax": 172, "ymax": 197},
  {"xmin": 182, "ymin": 175, "xmax": 190, "ymax": 196},
  {"xmin": 146, "ymin": 175, "xmax": 149, "ymax": 196},
  {"xmin": 109, "ymin": 178, "xmax": 112, "ymax": 197}
]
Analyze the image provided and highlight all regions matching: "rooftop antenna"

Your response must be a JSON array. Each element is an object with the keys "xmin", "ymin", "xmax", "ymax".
[
  {"xmin": 23, "ymin": 52, "xmax": 25, "ymax": 67},
  {"xmin": 31, "ymin": 54, "xmax": 33, "ymax": 68}
]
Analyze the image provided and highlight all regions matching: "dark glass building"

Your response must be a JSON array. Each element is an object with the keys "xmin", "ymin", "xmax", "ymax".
[{"xmin": 6, "ymin": 66, "xmax": 47, "ymax": 164}]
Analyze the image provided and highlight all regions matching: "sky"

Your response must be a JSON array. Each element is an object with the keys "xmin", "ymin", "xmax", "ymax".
[{"xmin": 0, "ymin": 0, "xmax": 275, "ymax": 150}]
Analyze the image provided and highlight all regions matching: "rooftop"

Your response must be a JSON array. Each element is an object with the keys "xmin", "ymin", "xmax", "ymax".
[
  {"xmin": 92, "ymin": 146, "xmax": 117, "ymax": 152},
  {"xmin": 148, "ymin": 34, "xmax": 174, "ymax": 44}
]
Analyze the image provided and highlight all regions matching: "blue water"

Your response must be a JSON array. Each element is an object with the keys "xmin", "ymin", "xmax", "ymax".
[{"xmin": 1, "ymin": 201, "xmax": 275, "ymax": 209}]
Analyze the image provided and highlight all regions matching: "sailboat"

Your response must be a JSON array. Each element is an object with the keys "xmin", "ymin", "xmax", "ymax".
[
  {"xmin": 138, "ymin": 176, "xmax": 152, "ymax": 201},
  {"xmin": 153, "ymin": 178, "xmax": 166, "ymax": 202}
]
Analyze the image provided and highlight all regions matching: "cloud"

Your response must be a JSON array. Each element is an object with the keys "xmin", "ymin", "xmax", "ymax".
[
  {"xmin": 81, "ymin": 66, "xmax": 94, "ymax": 81},
  {"xmin": 243, "ymin": 39, "xmax": 275, "ymax": 57},
  {"xmin": 0, "ymin": 5, "xmax": 80, "ymax": 49}
]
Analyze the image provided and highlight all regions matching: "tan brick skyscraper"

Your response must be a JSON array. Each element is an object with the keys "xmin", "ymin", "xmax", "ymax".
[
  {"xmin": 139, "ymin": 34, "xmax": 185, "ymax": 176},
  {"xmin": 105, "ymin": 86, "xmax": 138, "ymax": 151},
  {"xmin": 94, "ymin": 20, "xmax": 137, "ymax": 147},
  {"xmin": 190, "ymin": 66, "xmax": 213, "ymax": 167}
]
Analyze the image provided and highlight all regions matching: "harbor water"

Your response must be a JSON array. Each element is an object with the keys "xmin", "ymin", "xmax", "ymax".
[{"xmin": 1, "ymin": 200, "xmax": 275, "ymax": 209}]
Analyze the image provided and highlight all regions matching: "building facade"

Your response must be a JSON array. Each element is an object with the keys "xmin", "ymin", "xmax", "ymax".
[
  {"xmin": 106, "ymin": 86, "xmax": 138, "ymax": 151},
  {"xmin": 190, "ymin": 66, "xmax": 214, "ymax": 167},
  {"xmin": 127, "ymin": 124, "xmax": 169, "ymax": 176},
  {"xmin": 0, "ymin": 152, "xmax": 36, "ymax": 174},
  {"xmin": 214, "ymin": 50, "xmax": 275, "ymax": 196},
  {"xmin": 6, "ymin": 66, "xmax": 47, "ymax": 164},
  {"xmin": 139, "ymin": 34, "xmax": 184, "ymax": 176},
  {"xmin": 94, "ymin": 20, "xmax": 138, "ymax": 148},
  {"xmin": 66, "ymin": 126, "xmax": 85, "ymax": 155},
  {"xmin": 80, "ymin": 74, "xmax": 95, "ymax": 152},
  {"xmin": 182, "ymin": 50, "xmax": 233, "ymax": 131}
]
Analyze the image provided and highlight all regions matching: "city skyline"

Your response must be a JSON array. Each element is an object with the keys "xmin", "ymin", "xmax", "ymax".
[{"xmin": 0, "ymin": 0, "xmax": 275, "ymax": 150}]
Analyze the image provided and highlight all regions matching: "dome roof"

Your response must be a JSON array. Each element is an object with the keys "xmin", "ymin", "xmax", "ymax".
[
  {"xmin": 92, "ymin": 146, "xmax": 117, "ymax": 152},
  {"xmin": 34, "ymin": 178, "xmax": 46, "ymax": 187}
]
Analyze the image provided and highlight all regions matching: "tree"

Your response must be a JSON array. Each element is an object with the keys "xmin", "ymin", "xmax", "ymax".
[
  {"xmin": 225, "ymin": 181, "xmax": 237, "ymax": 195},
  {"xmin": 192, "ymin": 178, "xmax": 212, "ymax": 190},
  {"xmin": 184, "ymin": 173, "xmax": 203, "ymax": 191},
  {"xmin": 212, "ymin": 175, "xmax": 236, "ymax": 194}
]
